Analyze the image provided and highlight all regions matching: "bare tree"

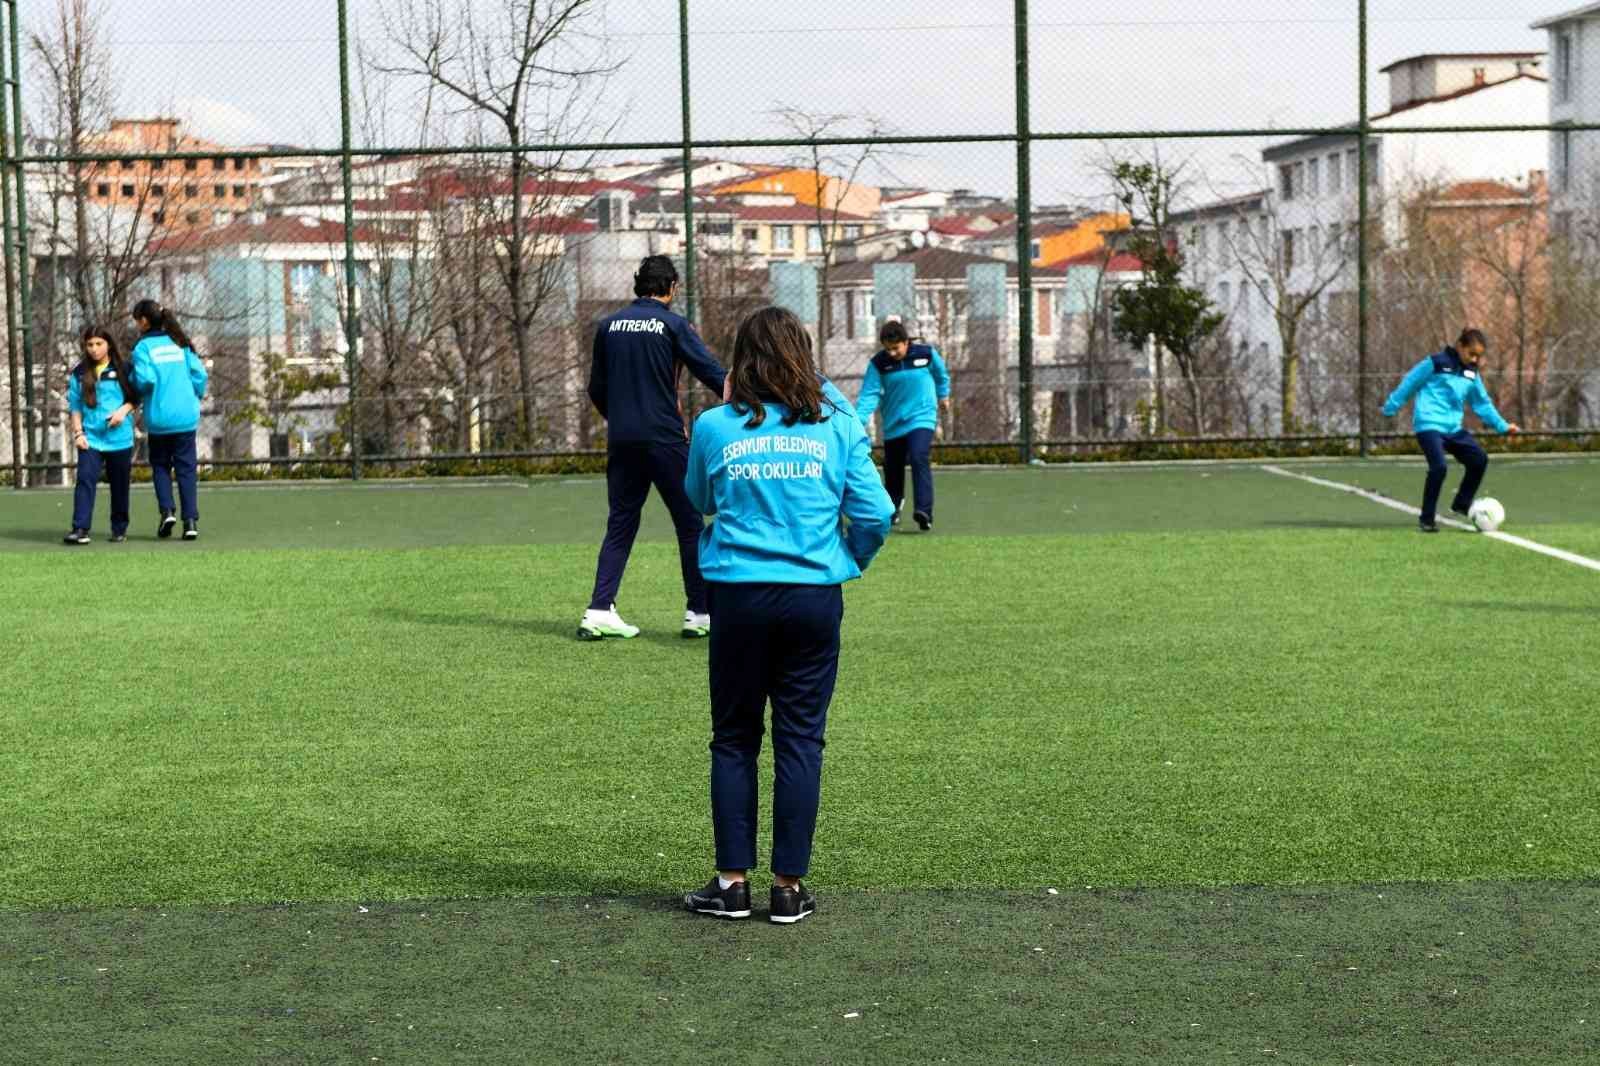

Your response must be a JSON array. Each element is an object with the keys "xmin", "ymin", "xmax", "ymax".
[
  {"xmin": 374, "ymin": 0, "xmax": 620, "ymax": 445},
  {"xmin": 770, "ymin": 107, "xmax": 896, "ymax": 375},
  {"xmin": 1211, "ymin": 168, "xmax": 1355, "ymax": 434}
]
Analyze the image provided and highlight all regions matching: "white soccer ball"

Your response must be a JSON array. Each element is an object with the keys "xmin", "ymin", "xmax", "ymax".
[{"xmin": 1468, "ymin": 497, "xmax": 1505, "ymax": 532}]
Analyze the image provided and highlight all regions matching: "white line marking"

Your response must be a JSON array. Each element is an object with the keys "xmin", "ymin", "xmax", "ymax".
[{"xmin": 1262, "ymin": 464, "xmax": 1600, "ymax": 573}]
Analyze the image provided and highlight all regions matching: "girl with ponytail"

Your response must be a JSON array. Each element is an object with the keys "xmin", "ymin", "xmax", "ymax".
[{"xmin": 129, "ymin": 298, "xmax": 208, "ymax": 540}]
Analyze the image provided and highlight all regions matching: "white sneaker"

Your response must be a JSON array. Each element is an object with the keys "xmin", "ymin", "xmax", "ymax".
[
  {"xmin": 681, "ymin": 610, "xmax": 710, "ymax": 640},
  {"xmin": 577, "ymin": 605, "xmax": 640, "ymax": 641}
]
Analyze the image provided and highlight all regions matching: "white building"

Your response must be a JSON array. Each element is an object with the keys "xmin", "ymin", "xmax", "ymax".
[{"xmin": 1534, "ymin": 5, "xmax": 1600, "ymax": 241}]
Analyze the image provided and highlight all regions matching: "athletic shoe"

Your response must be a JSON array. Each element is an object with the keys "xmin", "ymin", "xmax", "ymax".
[
  {"xmin": 890, "ymin": 510, "xmax": 901, "ymax": 527},
  {"xmin": 109, "ymin": 532, "xmax": 127, "ymax": 543},
  {"xmin": 62, "ymin": 528, "xmax": 90, "ymax": 545},
  {"xmin": 913, "ymin": 510, "xmax": 932, "ymax": 532},
  {"xmin": 1450, "ymin": 505, "xmax": 1471, "ymax": 520},
  {"xmin": 576, "ymin": 605, "xmax": 640, "ymax": 641},
  {"xmin": 769, "ymin": 882, "xmax": 816, "ymax": 924},
  {"xmin": 157, "ymin": 511, "xmax": 176, "ymax": 539},
  {"xmin": 1419, "ymin": 518, "xmax": 1439, "ymax": 534},
  {"xmin": 183, "ymin": 519, "xmax": 199, "ymax": 541},
  {"xmin": 683, "ymin": 876, "xmax": 751, "ymax": 919},
  {"xmin": 682, "ymin": 611, "xmax": 710, "ymax": 639}
]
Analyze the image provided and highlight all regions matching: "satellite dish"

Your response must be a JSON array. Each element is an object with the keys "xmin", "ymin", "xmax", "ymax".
[
  {"xmin": 926, "ymin": 230, "xmax": 942, "ymax": 247},
  {"xmin": 909, "ymin": 230, "xmax": 927, "ymax": 248}
]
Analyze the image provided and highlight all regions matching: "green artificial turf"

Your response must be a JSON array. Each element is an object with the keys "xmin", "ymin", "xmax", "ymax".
[{"xmin": 3, "ymin": 460, "xmax": 1597, "ymax": 1062}]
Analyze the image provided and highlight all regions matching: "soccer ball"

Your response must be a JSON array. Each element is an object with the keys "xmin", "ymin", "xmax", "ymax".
[{"xmin": 1468, "ymin": 497, "xmax": 1505, "ymax": 532}]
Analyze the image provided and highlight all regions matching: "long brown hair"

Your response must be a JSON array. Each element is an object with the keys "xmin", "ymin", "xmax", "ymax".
[
  {"xmin": 76, "ymin": 326, "xmax": 132, "ymax": 411},
  {"xmin": 728, "ymin": 306, "xmax": 827, "ymax": 428}
]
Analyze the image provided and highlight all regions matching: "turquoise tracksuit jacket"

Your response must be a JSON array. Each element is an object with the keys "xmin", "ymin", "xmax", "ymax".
[
  {"xmin": 67, "ymin": 363, "xmax": 137, "ymax": 452},
  {"xmin": 686, "ymin": 398, "xmax": 895, "ymax": 585},
  {"xmin": 131, "ymin": 332, "xmax": 208, "ymax": 435},
  {"xmin": 1382, "ymin": 347, "xmax": 1510, "ymax": 435},
  {"xmin": 856, "ymin": 344, "xmax": 951, "ymax": 440}
]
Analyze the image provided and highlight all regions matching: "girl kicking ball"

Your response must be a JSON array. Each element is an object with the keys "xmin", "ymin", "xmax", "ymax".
[
  {"xmin": 1381, "ymin": 328, "xmax": 1518, "ymax": 533},
  {"xmin": 680, "ymin": 306, "xmax": 894, "ymax": 924}
]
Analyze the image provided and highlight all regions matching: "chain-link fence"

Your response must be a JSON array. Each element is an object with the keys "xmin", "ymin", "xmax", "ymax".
[{"xmin": 4, "ymin": 1, "xmax": 1599, "ymax": 485}]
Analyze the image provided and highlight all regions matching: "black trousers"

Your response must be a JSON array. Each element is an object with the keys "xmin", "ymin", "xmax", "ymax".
[
  {"xmin": 707, "ymin": 581, "xmax": 843, "ymax": 878},
  {"xmin": 147, "ymin": 431, "xmax": 199, "ymax": 521},
  {"xmin": 72, "ymin": 447, "xmax": 133, "ymax": 534},
  {"xmin": 588, "ymin": 441, "xmax": 707, "ymax": 613},
  {"xmin": 1416, "ymin": 430, "xmax": 1487, "ymax": 523},
  {"xmin": 882, "ymin": 427, "xmax": 935, "ymax": 518}
]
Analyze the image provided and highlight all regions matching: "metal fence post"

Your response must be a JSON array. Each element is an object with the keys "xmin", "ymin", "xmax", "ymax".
[
  {"xmin": 1014, "ymin": 0, "xmax": 1034, "ymax": 463},
  {"xmin": 1357, "ymin": 0, "xmax": 1371, "ymax": 458},
  {"xmin": 679, "ymin": 0, "xmax": 698, "ymax": 326},
  {"xmin": 5, "ymin": 0, "xmax": 33, "ymax": 479},
  {"xmin": 0, "ymin": 0, "xmax": 19, "ymax": 489},
  {"xmin": 337, "ymin": 0, "xmax": 362, "ymax": 479}
]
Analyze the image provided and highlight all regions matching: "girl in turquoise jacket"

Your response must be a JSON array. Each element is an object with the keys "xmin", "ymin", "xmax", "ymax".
[
  {"xmin": 130, "ymin": 299, "xmax": 208, "ymax": 540},
  {"xmin": 680, "ymin": 306, "xmax": 893, "ymax": 925},
  {"xmin": 63, "ymin": 327, "xmax": 139, "ymax": 545}
]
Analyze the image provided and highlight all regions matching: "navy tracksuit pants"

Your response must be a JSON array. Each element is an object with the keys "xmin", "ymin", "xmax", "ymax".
[
  {"xmin": 707, "ymin": 582, "xmax": 843, "ymax": 878},
  {"xmin": 72, "ymin": 447, "xmax": 134, "ymax": 535},
  {"xmin": 589, "ymin": 441, "xmax": 707, "ymax": 613},
  {"xmin": 883, "ymin": 427, "xmax": 934, "ymax": 519},
  {"xmin": 1416, "ymin": 430, "xmax": 1488, "ymax": 523},
  {"xmin": 147, "ymin": 431, "xmax": 199, "ymax": 521}
]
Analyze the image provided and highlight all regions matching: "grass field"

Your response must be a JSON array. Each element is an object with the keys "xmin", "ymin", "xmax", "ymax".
[{"xmin": 4, "ymin": 457, "xmax": 1599, "ymax": 1063}]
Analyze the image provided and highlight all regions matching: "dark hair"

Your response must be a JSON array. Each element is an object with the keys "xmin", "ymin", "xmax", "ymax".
[
  {"xmin": 633, "ymin": 255, "xmax": 678, "ymax": 299},
  {"xmin": 879, "ymin": 319, "xmax": 910, "ymax": 346},
  {"xmin": 131, "ymin": 297, "xmax": 194, "ymax": 350},
  {"xmin": 729, "ymin": 307, "xmax": 826, "ymax": 429},
  {"xmin": 1458, "ymin": 328, "xmax": 1488, "ymax": 349},
  {"xmin": 76, "ymin": 326, "xmax": 133, "ymax": 412}
]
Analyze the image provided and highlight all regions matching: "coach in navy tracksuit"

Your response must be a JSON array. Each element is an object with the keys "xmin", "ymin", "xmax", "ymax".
[{"xmin": 580, "ymin": 256, "xmax": 728, "ymax": 641}]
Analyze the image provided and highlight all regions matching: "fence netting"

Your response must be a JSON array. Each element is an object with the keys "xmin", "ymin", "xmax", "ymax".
[{"xmin": 3, "ymin": 1, "xmax": 1596, "ymax": 484}]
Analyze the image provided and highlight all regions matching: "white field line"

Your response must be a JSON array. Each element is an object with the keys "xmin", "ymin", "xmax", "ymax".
[{"xmin": 1261, "ymin": 464, "xmax": 1600, "ymax": 574}]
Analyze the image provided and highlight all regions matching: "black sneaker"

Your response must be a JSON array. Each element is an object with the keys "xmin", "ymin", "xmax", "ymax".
[
  {"xmin": 683, "ymin": 876, "xmax": 751, "ymax": 920},
  {"xmin": 157, "ymin": 511, "xmax": 176, "ymax": 539},
  {"xmin": 769, "ymin": 882, "xmax": 816, "ymax": 925},
  {"xmin": 1419, "ymin": 518, "xmax": 1439, "ymax": 534},
  {"xmin": 890, "ymin": 510, "xmax": 901, "ymax": 527},
  {"xmin": 62, "ymin": 528, "xmax": 90, "ymax": 545},
  {"xmin": 1450, "ymin": 505, "xmax": 1471, "ymax": 519},
  {"xmin": 913, "ymin": 510, "xmax": 932, "ymax": 532},
  {"xmin": 109, "ymin": 532, "xmax": 127, "ymax": 543},
  {"xmin": 182, "ymin": 519, "xmax": 199, "ymax": 541}
]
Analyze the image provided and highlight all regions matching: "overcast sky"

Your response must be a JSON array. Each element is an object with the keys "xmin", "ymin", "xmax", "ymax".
[{"xmin": 40, "ymin": 0, "xmax": 1570, "ymax": 206}]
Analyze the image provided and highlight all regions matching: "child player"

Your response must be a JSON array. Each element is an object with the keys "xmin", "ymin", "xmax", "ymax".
[{"xmin": 855, "ymin": 320, "xmax": 950, "ymax": 531}]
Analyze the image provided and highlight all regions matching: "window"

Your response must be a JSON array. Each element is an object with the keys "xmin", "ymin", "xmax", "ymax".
[
  {"xmin": 1036, "ymin": 289, "xmax": 1052, "ymax": 336},
  {"xmin": 269, "ymin": 433, "xmax": 291, "ymax": 459},
  {"xmin": 1307, "ymin": 157, "xmax": 1320, "ymax": 197},
  {"xmin": 185, "ymin": 211, "xmax": 202, "ymax": 224},
  {"xmin": 185, "ymin": 184, "xmax": 199, "ymax": 198},
  {"xmin": 151, "ymin": 184, "xmax": 165, "ymax": 197},
  {"xmin": 1556, "ymin": 126, "xmax": 1573, "ymax": 192},
  {"xmin": 807, "ymin": 225, "xmax": 823, "ymax": 253},
  {"xmin": 152, "ymin": 210, "xmax": 165, "ymax": 223},
  {"xmin": 233, "ymin": 184, "xmax": 247, "ymax": 198},
  {"xmin": 1197, "ymin": 225, "xmax": 1210, "ymax": 260},
  {"xmin": 1472, "ymin": 66, "xmax": 1487, "ymax": 87},
  {"xmin": 1218, "ymin": 280, "xmax": 1231, "ymax": 309},
  {"xmin": 741, "ymin": 226, "xmax": 759, "ymax": 243},
  {"xmin": 288, "ymin": 262, "xmax": 323, "ymax": 355},
  {"xmin": 152, "ymin": 158, "xmax": 166, "ymax": 172},
  {"xmin": 214, "ymin": 185, "xmax": 226, "ymax": 199},
  {"xmin": 1345, "ymin": 148, "xmax": 1358, "ymax": 189},
  {"xmin": 1308, "ymin": 226, "xmax": 1321, "ymax": 264},
  {"xmin": 212, "ymin": 156, "xmax": 227, "ymax": 170},
  {"xmin": 1327, "ymin": 223, "xmax": 1343, "ymax": 258},
  {"xmin": 185, "ymin": 158, "xmax": 198, "ymax": 171},
  {"xmin": 843, "ymin": 224, "xmax": 862, "ymax": 240},
  {"xmin": 773, "ymin": 225, "xmax": 793, "ymax": 251},
  {"xmin": 1281, "ymin": 229, "xmax": 1296, "ymax": 274},
  {"xmin": 1557, "ymin": 31, "xmax": 1574, "ymax": 103},
  {"xmin": 95, "ymin": 183, "xmax": 110, "ymax": 196},
  {"xmin": 233, "ymin": 157, "xmax": 247, "ymax": 171},
  {"xmin": 1029, "ymin": 239, "xmax": 1042, "ymax": 261},
  {"xmin": 1294, "ymin": 162, "xmax": 1306, "ymax": 199},
  {"xmin": 1238, "ymin": 281, "xmax": 1249, "ymax": 317},
  {"xmin": 1326, "ymin": 152, "xmax": 1342, "ymax": 193},
  {"xmin": 701, "ymin": 220, "xmax": 733, "ymax": 236},
  {"xmin": 1217, "ymin": 220, "xmax": 1231, "ymax": 259},
  {"xmin": 121, "ymin": 183, "xmax": 135, "ymax": 197},
  {"xmin": 1279, "ymin": 163, "xmax": 1296, "ymax": 200},
  {"xmin": 1365, "ymin": 143, "xmax": 1380, "ymax": 186}
]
